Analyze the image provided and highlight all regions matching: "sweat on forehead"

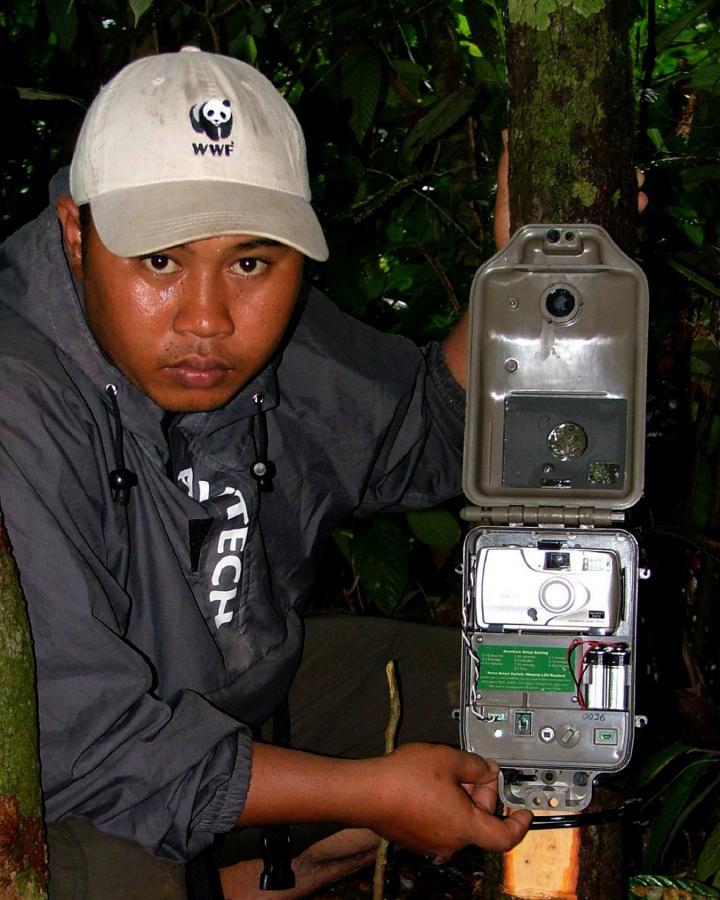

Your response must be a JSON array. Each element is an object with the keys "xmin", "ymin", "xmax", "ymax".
[{"xmin": 69, "ymin": 47, "xmax": 328, "ymax": 262}]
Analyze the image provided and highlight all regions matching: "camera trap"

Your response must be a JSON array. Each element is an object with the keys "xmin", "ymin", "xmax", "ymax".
[{"xmin": 459, "ymin": 225, "xmax": 649, "ymax": 812}]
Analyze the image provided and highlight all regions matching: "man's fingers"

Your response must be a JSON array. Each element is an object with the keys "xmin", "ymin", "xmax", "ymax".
[
  {"xmin": 501, "ymin": 809, "xmax": 534, "ymax": 848},
  {"xmin": 636, "ymin": 168, "xmax": 649, "ymax": 213},
  {"xmin": 463, "ymin": 778, "xmax": 498, "ymax": 811},
  {"xmin": 457, "ymin": 752, "xmax": 500, "ymax": 785},
  {"xmin": 473, "ymin": 808, "xmax": 533, "ymax": 854}
]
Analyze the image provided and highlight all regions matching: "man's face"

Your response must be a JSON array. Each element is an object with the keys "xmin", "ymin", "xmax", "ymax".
[{"xmin": 57, "ymin": 198, "xmax": 304, "ymax": 412}]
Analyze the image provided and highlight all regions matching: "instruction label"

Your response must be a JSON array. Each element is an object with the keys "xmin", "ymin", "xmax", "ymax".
[{"xmin": 475, "ymin": 645, "xmax": 575, "ymax": 693}]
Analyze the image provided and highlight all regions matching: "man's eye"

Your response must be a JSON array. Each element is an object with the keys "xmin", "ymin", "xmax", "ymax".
[
  {"xmin": 141, "ymin": 254, "xmax": 179, "ymax": 273},
  {"xmin": 233, "ymin": 258, "xmax": 268, "ymax": 277}
]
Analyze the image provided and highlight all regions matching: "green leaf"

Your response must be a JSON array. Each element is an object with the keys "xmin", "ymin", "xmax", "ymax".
[
  {"xmin": 707, "ymin": 414, "xmax": 720, "ymax": 456},
  {"xmin": 341, "ymin": 171, "xmax": 427, "ymax": 223},
  {"xmin": 402, "ymin": 86, "xmax": 477, "ymax": 163},
  {"xmin": 637, "ymin": 741, "xmax": 697, "ymax": 785},
  {"xmin": 15, "ymin": 87, "xmax": 84, "ymax": 107},
  {"xmin": 691, "ymin": 453, "xmax": 715, "ymax": 531},
  {"xmin": 667, "ymin": 258, "xmax": 720, "ymax": 298},
  {"xmin": 388, "ymin": 59, "xmax": 428, "ymax": 104},
  {"xmin": 643, "ymin": 759, "xmax": 720, "ymax": 871},
  {"xmin": 44, "ymin": 0, "xmax": 78, "ymax": 52},
  {"xmin": 352, "ymin": 518, "xmax": 410, "ymax": 616},
  {"xmin": 405, "ymin": 509, "xmax": 462, "ymax": 550},
  {"xmin": 129, "ymin": 0, "xmax": 153, "ymax": 26},
  {"xmin": 682, "ymin": 221, "xmax": 706, "ymax": 247},
  {"xmin": 341, "ymin": 48, "xmax": 382, "ymax": 145},
  {"xmin": 630, "ymin": 874, "xmax": 720, "ymax": 896},
  {"xmin": 331, "ymin": 528, "xmax": 354, "ymax": 565},
  {"xmin": 698, "ymin": 820, "xmax": 720, "ymax": 881},
  {"xmin": 655, "ymin": 0, "xmax": 716, "ymax": 51},
  {"xmin": 463, "ymin": 4, "xmax": 500, "ymax": 63},
  {"xmin": 681, "ymin": 165, "xmax": 720, "ymax": 189},
  {"xmin": 690, "ymin": 338, "xmax": 720, "ymax": 380},
  {"xmin": 646, "ymin": 128, "xmax": 668, "ymax": 151},
  {"xmin": 690, "ymin": 64, "xmax": 720, "ymax": 91}
]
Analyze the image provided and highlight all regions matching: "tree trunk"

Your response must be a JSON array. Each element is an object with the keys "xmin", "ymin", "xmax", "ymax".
[
  {"xmin": 0, "ymin": 514, "xmax": 47, "ymax": 899},
  {"xmin": 482, "ymin": 2, "xmax": 637, "ymax": 897},
  {"xmin": 506, "ymin": 0, "xmax": 637, "ymax": 253}
]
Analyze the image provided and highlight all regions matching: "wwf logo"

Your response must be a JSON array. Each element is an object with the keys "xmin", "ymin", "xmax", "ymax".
[{"xmin": 189, "ymin": 98, "xmax": 233, "ymax": 141}]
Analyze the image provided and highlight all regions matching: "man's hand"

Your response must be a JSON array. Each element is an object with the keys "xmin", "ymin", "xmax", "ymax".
[
  {"xmin": 359, "ymin": 743, "xmax": 532, "ymax": 859},
  {"xmin": 238, "ymin": 742, "xmax": 531, "ymax": 861}
]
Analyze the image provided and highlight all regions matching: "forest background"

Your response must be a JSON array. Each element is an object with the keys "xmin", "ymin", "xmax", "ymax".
[{"xmin": 2, "ymin": 0, "xmax": 720, "ymax": 894}]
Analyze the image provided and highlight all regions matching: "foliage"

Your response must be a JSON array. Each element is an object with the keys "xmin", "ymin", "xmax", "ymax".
[
  {"xmin": 328, "ymin": 507, "xmax": 463, "ymax": 618},
  {"xmin": 3, "ymin": 0, "xmax": 720, "ymax": 890},
  {"xmin": 0, "ymin": 0, "xmax": 506, "ymax": 342},
  {"xmin": 636, "ymin": 742, "xmax": 720, "ymax": 878}
]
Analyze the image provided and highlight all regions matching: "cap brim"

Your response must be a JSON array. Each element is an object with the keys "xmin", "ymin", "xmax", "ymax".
[{"xmin": 89, "ymin": 181, "xmax": 329, "ymax": 261}]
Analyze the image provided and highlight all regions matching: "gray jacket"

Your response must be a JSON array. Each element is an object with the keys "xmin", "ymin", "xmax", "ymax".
[{"xmin": 0, "ymin": 176, "xmax": 465, "ymax": 861}]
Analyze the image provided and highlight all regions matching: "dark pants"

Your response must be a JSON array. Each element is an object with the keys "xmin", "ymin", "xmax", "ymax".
[{"xmin": 47, "ymin": 616, "xmax": 460, "ymax": 899}]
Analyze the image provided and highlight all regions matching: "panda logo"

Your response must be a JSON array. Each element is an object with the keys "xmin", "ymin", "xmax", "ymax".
[{"xmin": 189, "ymin": 98, "xmax": 233, "ymax": 141}]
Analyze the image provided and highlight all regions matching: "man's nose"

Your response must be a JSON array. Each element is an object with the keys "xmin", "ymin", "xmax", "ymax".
[{"xmin": 172, "ymin": 273, "xmax": 234, "ymax": 338}]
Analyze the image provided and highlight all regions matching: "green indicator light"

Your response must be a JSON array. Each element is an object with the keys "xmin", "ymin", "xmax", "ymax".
[
  {"xmin": 514, "ymin": 712, "xmax": 533, "ymax": 735},
  {"xmin": 594, "ymin": 728, "xmax": 618, "ymax": 745}
]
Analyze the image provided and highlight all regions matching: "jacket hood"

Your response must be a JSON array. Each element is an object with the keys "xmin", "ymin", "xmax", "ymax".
[{"xmin": 0, "ymin": 169, "xmax": 280, "ymax": 449}]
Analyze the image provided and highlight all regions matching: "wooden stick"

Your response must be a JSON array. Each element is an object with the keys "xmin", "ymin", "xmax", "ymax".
[{"xmin": 373, "ymin": 660, "xmax": 401, "ymax": 900}]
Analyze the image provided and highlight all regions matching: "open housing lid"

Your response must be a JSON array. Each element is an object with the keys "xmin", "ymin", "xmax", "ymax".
[{"xmin": 462, "ymin": 224, "xmax": 649, "ymax": 524}]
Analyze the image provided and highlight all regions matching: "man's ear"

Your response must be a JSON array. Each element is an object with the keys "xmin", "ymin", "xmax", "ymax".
[{"xmin": 55, "ymin": 195, "xmax": 84, "ymax": 279}]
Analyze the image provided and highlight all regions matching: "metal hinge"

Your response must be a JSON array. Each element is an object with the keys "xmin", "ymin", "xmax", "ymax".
[{"xmin": 460, "ymin": 505, "xmax": 624, "ymax": 527}]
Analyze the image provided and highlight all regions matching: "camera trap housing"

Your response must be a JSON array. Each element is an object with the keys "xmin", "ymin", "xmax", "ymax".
[{"xmin": 459, "ymin": 225, "xmax": 649, "ymax": 812}]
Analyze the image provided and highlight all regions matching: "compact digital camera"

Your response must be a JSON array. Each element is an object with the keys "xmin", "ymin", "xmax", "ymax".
[
  {"xmin": 459, "ymin": 225, "xmax": 649, "ymax": 812},
  {"xmin": 476, "ymin": 546, "xmax": 621, "ymax": 633}
]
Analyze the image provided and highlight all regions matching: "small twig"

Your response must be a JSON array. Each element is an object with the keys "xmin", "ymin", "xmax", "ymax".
[
  {"xmin": 211, "ymin": 0, "xmax": 245, "ymax": 21},
  {"xmin": 373, "ymin": 660, "xmax": 401, "ymax": 900},
  {"xmin": 417, "ymin": 245, "xmax": 461, "ymax": 312},
  {"xmin": 204, "ymin": 0, "xmax": 221, "ymax": 54}
]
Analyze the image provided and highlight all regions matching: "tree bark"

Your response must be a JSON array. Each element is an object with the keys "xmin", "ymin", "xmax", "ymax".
[
  {"xmin": 506, "ymin": 0, "xmax": 637, "ymax": 253},
  {"xmin": 483, "ymin": 789, "xmax": 625, "ymax": 900},
  {"xmin": 0, "ymin": 514, "xmax": 47, "ymax": 899},
  {"xmin": 481, "ymin": 2, "xmax": 637, "ymax": 897}
]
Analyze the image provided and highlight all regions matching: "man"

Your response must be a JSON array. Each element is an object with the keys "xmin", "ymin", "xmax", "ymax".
[{"xmin": 0, "ymin": 48, "xmax": 531, "ymax": 898}]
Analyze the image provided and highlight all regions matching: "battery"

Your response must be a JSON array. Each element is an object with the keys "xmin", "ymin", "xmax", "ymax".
[
  {"xmin": 605, "ymin": 647, "xmax": 630, "ymax": 710},
  {"xmin": 585, "ymin": 648, "xmax": 605, "ymax": 709},
  {"xmin": 584, "ymin": 645, "xmax": 630, "ymax": 710}
]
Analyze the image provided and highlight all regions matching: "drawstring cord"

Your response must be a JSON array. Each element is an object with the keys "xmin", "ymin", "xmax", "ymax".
[
  {"xmin": 251, "ymin": 393, "xmax": 276, "ymax": 492},
  {"xmin": 105, "ymin": 384, "xmax": 138, "ymax": 506},
  {"xmin": 251, "ymin": 392, "xmax": 291, "ymax": 890},
  {"xmin": 104, "ymin": 387, "xmax": 272, "ymax": 503}
]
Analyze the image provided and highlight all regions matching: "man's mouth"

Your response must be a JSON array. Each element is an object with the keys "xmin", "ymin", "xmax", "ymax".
[{"xmin": 165, "ymin": 355, "xmax": 232, "ymax": 389}]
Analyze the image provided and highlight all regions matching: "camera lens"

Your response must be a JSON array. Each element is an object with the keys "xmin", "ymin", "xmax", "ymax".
[
  {"xmin": 545, "ymin": 287, "xmax": 576, "ymax": 318},
  {"xmin": 547, "ymin": 229, "xmax": 561, "ymax": 243}
]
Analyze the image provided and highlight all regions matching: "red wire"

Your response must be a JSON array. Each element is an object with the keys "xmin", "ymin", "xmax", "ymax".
[{"xmin": 568, "ymin": 639, "xmax": 623, "ymax": 710}]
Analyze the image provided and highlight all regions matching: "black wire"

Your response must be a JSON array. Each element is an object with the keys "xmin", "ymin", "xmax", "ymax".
[
  {"xmin": 505, "ymin": 756, "xmax": 702, "ymax": 830},
  {"xmin": 523, "ymin": 796, "xmax": 646, "ymax": 829},
  {"xmin": 639, "ymin": 525, "xmax": 720, "ymax": 565}
]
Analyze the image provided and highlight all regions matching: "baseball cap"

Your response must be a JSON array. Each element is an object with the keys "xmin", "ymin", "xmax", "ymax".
[{"xmin": 69, "ymin": 47, "xmax": 328, "ymax": 261}]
